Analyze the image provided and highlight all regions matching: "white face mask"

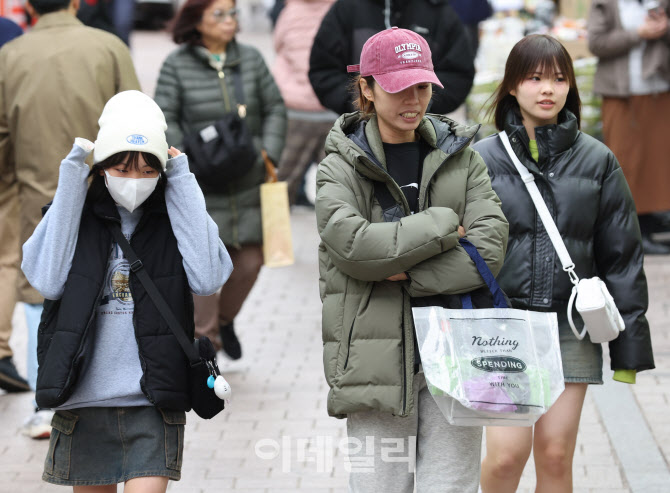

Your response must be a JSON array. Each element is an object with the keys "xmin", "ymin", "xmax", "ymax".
[{"xmin": 104, "ymin": 171, "xmax": 159, "ymax": 213}]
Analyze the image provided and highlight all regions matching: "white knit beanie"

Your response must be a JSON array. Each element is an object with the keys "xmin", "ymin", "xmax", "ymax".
[{"xmin": 94, "ymin": 90, "xmax": 169, "ymax": 169}]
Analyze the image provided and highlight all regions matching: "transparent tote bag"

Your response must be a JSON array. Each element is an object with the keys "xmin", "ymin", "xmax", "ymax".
[{"xmin": 412, "ymin": 239, "xmax": 565, "ymax": 427}]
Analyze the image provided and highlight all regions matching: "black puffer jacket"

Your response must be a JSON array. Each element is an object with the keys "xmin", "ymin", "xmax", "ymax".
[
  {"xmin": 472, "ymin": 110, "xmax": 654, "ymax": 373},
  {"xmin": 308, "ymin": 0, "xmax": 475, "ymax": 115},
  {"xmin": 36, "ymin": 192, "xmax": 195, "ymax": 410}
]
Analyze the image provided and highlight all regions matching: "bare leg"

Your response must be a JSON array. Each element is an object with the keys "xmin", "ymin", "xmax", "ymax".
[
  {"xmin": 124, "ymin": 476, "xmax": 169, "ymax": 493},
  {"xmin": 533, "ymin": 383, "xmax": 588, "ymax": 493},
  {"xmin": 480, "ymin": 426, "xmax": 533, "ymax": 493},
  {"xmin": 73, "ymin": 485, "xmax": 117, "ymax": 493}
]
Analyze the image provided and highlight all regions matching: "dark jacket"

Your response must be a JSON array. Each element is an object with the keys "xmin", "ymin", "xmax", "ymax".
[
  {"xmin": 472, "ymin": 110, "xmax": 654, "ymax": 373},
  {"xmin": 36, "ymin": 191, "xmax": 195, "ymax": 410},
  {"xmin": 449, "ymin": 0, "xmax": 493, "ymax": 24},
  {"xmin": 308, "ymin": 0, "xmax": 475, "ymax": 115},
  {"xmin": 0, "ymin": 17, "xmax": 22, "ymax": 47},
  {"xmin": 154, "ymin": 40, "xmax": 287, "ymax": 247}
]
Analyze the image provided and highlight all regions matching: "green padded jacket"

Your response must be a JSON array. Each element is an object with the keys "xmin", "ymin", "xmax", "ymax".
[
  {"xmin": 316, "ymin": 112, "xmax": 508, "ymax": 418},
  {"xmin": 155, "ymin": 40, "xmax": 287, "ymax": 247}
]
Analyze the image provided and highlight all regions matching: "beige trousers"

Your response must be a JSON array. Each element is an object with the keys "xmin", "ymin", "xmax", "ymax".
[{"xmin": 0, "ymin": 178, "xmax": 20, "ymax": 359}]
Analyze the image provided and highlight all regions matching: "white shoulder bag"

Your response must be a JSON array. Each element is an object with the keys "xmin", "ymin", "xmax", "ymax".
[{"xmin": 498, "ymin": 131, "xmax": 625, "ymax": 343}]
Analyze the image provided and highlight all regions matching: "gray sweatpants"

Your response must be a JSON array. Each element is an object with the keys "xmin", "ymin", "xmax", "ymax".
[{"xmin": 346, "ymin": 372, "xmax": 482, "ymax": 493}]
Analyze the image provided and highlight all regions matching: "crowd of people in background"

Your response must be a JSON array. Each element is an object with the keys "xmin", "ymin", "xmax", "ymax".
[{"xmin": 0, "ymin": 0, "xmax": 667, "ymax": 492}]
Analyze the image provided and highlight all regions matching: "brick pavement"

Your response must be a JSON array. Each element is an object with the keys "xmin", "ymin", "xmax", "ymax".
[
  {"xmin": 1, "ymin": 24, "xmax": 669, "ymax": 493},
  {"xmin": 2, "ymin": 207, "xmax": 669, "ymax": 492}
]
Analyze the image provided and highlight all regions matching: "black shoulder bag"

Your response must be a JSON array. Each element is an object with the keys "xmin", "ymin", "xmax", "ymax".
[
  {"xmin": 183, "ymin": 66, "xmax": 258, "ymax": 192},
  {"xmin": 108, "ymin": 224, "xmax": 226, "ymax": 419}
]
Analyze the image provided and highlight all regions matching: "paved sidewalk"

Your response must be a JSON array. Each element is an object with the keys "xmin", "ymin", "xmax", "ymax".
[{"xmin": 2, "ymin": 208, "xmax": 669, "ymax": 493}]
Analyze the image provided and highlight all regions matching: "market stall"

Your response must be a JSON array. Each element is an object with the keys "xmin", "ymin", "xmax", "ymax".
[{"xmin": 469, "ymin": 1, "xmax": 601, "ymax": 139}]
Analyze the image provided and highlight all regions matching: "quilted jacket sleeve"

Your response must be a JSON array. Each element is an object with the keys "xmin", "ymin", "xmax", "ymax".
[
  {"xmin": 405, "ymin": 150, "xmax": 509, "ymax": 296},
  {"xmin": 316, "ymin": 157, "xmax": 462, "ymax": 282},
  {"xmin": 154, "ymin": 53, "xmax": 185, "ymax": 150},
  {"xmin": 593, "ymin": 153, "xmax": 654, "ymax": 372}
]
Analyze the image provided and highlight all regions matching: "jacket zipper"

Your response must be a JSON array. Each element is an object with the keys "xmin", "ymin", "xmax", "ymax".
[
  {"xmin": 419, "ymin": 138, "xmax": 474, "ymax": 211},
  {"xmin": 126, "ymin": 215, "xmax": 156, "ymax": 404},
  {"xmin": 228, "ymin": 186, "xmax": 240, "ymax": 249},
  {"xmin": 359, "ymin": 156, "xmax": 409, "ymax": 414},
  {"xmin": 217, "ymin": 70, "xmax": 232, "ymax": 112},
  {"xmin": 129, "ymin": 267, "xmax": 156, "ymax": 405},
  {"xmin": 217, "ymin": 70, "xmax": 240, "ymax": 248},
  {"xmin": 401, "ymin": 292, "xmax": 407, "ymax": 415}
]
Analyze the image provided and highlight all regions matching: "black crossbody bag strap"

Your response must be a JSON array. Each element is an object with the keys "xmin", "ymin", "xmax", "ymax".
[
  {"xmin": 373, "ymin": 181, "xmax": 406, "ymax": 223},
  {"xmin": 107, "ymin": 224, "xmax": 200, "ymax": 365}
]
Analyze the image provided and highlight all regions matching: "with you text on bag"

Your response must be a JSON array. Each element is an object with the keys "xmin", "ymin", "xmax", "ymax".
[
  {"xmin": 260, "ymin": 150, "xmax": 294, "ymax": 267},
  {"xmin": 412, "ymin": 239, "xmax": 565, "ymax": 427}
]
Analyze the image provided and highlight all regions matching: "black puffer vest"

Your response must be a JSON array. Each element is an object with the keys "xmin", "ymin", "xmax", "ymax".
[{"xmin": 36, "ymin": 191, "xmax": 195, "ymax": 410}]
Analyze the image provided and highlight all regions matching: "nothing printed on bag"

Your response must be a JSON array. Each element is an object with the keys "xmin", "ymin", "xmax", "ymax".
[{"xmin": 412, "ymin": 307, "xmax": 565, "ymax": 426}]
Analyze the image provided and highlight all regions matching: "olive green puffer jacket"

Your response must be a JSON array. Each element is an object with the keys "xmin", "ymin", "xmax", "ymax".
[
  {"xmin": 155, "ymin": 40, "xmax": 287, "ymax": 247},
  {"xmin": 316, "ymin": 113, "xmax": 508, "ymax": 418}
]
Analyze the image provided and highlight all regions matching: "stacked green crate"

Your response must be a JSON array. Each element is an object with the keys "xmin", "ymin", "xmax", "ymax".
[{"xmin": 574, "ymin": 58, "xmax": 602, "ymax": 141}]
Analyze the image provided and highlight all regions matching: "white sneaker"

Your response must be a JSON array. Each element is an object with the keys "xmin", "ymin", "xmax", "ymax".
[{"xmin": 21, "ymin": 409, "xmax": 54, "ymax": 439}]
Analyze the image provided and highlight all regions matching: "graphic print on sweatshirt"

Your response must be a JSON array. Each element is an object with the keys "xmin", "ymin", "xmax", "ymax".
[{"xmin": 99, "ymin": 234, "xmax": 134, "ymax": 316}]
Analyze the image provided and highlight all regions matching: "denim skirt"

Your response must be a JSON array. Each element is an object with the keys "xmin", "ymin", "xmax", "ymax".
[
  {"xmin": 43, "ymin": 406, "xmax": 186, "ymax": 486},
  {"xmin": 556, "ymin": 309, "xmax": 604, "ymax": 385}
]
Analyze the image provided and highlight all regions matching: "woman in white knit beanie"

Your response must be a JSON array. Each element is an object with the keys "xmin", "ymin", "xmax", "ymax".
[{"xmin": 22, "ymin": 90, "xmax": 233, "ymax": 491}]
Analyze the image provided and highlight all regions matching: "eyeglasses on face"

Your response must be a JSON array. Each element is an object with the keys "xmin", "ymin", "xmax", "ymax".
[{"xmin": 208, "ymin": 7, "xmax": 238, "ymax": 22}]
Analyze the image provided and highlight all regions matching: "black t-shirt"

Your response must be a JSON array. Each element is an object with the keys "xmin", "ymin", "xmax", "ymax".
[
  {"xmin": 382, "ymin": 139, "xmax": 430, "ymax": 372},
  {"xmin": 382, "ymin": 140, "xmax": 429, "ymax": 214}
]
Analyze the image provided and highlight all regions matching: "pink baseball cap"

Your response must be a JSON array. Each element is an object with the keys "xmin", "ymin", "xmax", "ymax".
[{"xmin": 347, "ymin": 27, "xmax": 443, "ymax": 94}]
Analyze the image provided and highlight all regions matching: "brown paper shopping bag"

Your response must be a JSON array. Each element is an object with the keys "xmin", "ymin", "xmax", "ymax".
[{"xmin": 260, "ymin": 150, "xmax": 294, "ymax": 267}]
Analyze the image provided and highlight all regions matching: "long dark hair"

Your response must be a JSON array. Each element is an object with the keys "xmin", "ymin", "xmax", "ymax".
[
  {"xmin": 87, "ymin": 151, "xmax": 166, "ymax": 204},
  {"xmin": 487, "ymin": 34, "xmax": 581, "ymax": 130},
  {"xmin": 172, "ymin": 0, "xmax": 237, "ymax": 45}
]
